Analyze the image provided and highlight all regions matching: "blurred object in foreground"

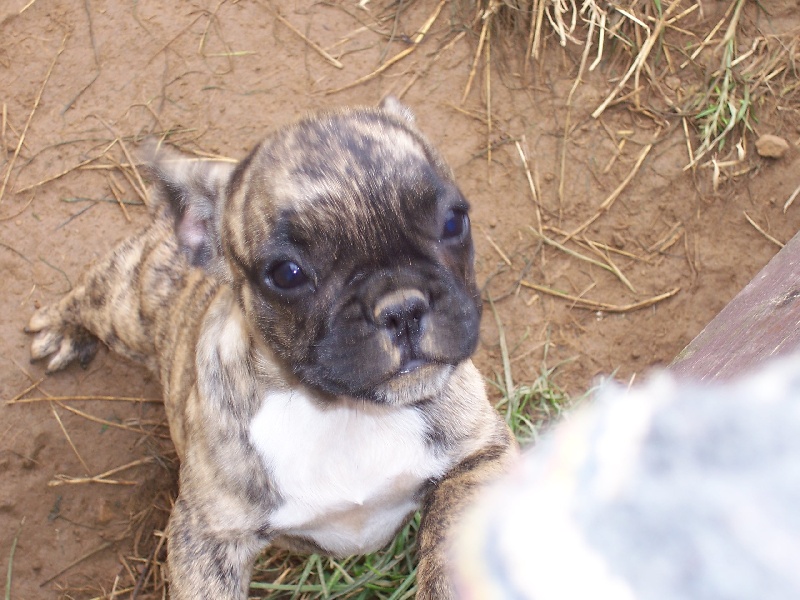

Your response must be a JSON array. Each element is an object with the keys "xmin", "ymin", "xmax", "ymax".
[{"xmin": 452, "ymin": 355, "xmax": 800, "ymax": 599}]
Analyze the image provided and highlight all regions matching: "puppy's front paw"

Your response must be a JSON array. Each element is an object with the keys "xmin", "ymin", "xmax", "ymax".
[{"xmin": 26, "ymin": 305, "xmax": 99, "ymax": 372}]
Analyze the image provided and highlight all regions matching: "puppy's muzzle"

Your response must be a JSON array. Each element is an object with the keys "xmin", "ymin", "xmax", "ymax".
[{"xmin": 373, "ymin": 288, "xmax": 429, "ymax": 371}]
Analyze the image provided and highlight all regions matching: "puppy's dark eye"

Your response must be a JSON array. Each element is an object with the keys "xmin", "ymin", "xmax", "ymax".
[
  {"xmin": 441, "ymin": 208, "xmax": 469, "ymax": 240},
  {"xmin": 268, "ymin": 261, "xmax": 308, "ymax": 290}
]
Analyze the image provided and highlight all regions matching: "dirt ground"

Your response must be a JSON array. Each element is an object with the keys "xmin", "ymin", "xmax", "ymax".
[{"xmin": 1, "ymin": 0, "xmax": 799, "ymax": 598}]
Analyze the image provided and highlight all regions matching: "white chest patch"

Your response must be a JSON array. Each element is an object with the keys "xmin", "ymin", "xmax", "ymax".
[{"xmin": 249, "ymin": 390, "xmax": 451, "ymax": 556}]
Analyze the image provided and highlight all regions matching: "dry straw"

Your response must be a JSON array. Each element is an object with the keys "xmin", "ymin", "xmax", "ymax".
[{"xmin": 469, "ymin": 0, "xmax": 796, "ymax": 178}]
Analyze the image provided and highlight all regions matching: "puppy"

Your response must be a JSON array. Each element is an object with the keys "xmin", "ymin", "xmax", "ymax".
[{"xmin": 26, "ymin": 98, "xmax": 517, "ymax": 599}]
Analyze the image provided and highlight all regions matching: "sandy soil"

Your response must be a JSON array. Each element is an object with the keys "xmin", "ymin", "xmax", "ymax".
[{"xmin": 1, "ymin": 0, "xmax": 799, "ymax": 598}]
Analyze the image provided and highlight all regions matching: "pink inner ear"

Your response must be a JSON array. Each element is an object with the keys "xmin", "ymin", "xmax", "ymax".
[{"xmin": 176, "ymin": 212, "xmax": 208, "ymax": 256}]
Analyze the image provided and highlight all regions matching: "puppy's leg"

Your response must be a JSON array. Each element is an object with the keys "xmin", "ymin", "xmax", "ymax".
[
  {"xmin": 26, "ymin": 226, "xmax": 169, "ymax": 373},
  {"xmin": 416, "ymin": 442, "xmax": 517, "ymax": 599},
  {"xmin": 27, "ymin": 151, "xmax": 234, "ymax": 374},
  {"xmin": 167, "ymin": 494, "xmax": 265, "ymax": 600},
  {"xmin": 26, "ymin": 287, "xmax": 101, "ymax": 373}
]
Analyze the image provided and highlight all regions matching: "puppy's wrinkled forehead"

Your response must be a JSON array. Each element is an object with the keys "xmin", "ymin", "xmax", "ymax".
[
  {"xmin": 271, "ymin": 112, "xmax": 442, "ymax": 211},
  {"xmin": 224, "ymin": 109, "xmax": 454, "ymax": 259}
]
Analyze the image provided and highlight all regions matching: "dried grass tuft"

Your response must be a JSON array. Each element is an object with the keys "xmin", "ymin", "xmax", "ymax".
[{"xmin": 462, "ymin": 0, "xmax": 799, "ymax": 179}]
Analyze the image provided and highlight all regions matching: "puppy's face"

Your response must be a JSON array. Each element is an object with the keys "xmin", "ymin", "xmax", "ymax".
[
  {"xmin": 226, "ymin": 106, "xmax": 481, "ymax": 404},
  {"xmin": 157, "ymin": 104, "xmax": 481, "ymax": 405}
]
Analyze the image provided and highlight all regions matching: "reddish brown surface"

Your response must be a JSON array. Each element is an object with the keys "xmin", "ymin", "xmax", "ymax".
[{"xmin": 1, "ymin": 1, "xmax": 799, "ymax": 598}]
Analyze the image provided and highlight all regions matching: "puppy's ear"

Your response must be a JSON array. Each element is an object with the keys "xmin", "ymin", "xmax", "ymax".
[
  {"xmin": 380, "ymin": 95, "xmax": 416, "ymax": 124},
  {"xmin": 142, "ymin": 141, "xmax": 235, "ymax": 273}
]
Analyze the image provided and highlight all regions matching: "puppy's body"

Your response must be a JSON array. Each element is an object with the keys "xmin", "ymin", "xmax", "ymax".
[{"xmin": 27, "ymin": 100, "xmax": 516, "ymax": 599}]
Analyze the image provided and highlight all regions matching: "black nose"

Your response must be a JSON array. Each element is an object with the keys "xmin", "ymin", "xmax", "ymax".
[{"xmin": 374, "ymin": 289, "xmax": 429, "ymax": 336}]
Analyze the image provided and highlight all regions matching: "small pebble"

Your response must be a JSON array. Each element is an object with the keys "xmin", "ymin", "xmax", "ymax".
[{"xmin": 756, "ymin": 134, "xmax": 789, "ymax": 159}]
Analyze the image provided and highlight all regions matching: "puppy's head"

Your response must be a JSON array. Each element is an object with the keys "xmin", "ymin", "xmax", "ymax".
[{"xmin": 150, "ymin": 99, "xmax": 481, "ymax": 405}]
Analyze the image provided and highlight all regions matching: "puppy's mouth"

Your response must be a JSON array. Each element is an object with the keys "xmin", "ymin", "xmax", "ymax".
[
  {"xmin": 375, "ymin": 358, "xmax": 455, "ymax": 405},
  {"xmin": 391, "ymin": 357, "xmax": 451, "ymax": 383},
  {"xmin": 397, "ymin": 358, "xmax": 431, "ymax": 375}
]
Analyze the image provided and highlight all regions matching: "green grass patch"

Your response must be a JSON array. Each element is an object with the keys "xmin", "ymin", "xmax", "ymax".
[{"xmin": 250, "ymin": 516, "xmax": 420, "ymax": 599}]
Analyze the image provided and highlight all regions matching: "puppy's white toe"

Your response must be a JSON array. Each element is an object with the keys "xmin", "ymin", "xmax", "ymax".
[
  {"xmin": 46, "ymin": 342, "xmax": 79, "ymax": 373},
  {"xmin": 26, "ymin": 308, "xmax": 52, "ymax": 333},
  {"xmin": 30, "ymin": 330, "xmax": 62, "ymax": 360}
]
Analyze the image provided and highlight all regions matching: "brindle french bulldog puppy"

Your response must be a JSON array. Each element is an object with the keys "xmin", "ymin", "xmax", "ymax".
[{"xmin": 26, "ymin": 98, "xmax": 517, "ymax": 599}]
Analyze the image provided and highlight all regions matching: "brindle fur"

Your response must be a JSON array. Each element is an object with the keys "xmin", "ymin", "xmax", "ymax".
[{"xmin": 26, "ymin": 99, "xmax": 517, "ymax": 599}]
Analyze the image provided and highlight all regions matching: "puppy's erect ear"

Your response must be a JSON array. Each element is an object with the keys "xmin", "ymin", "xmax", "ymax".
[
  {"xmin": 142, "ymin": 141, "xmax": 235, "ymax": 273},
  {"xmin": 380, "ymin": 95, "xmax": 416, "ymax": 124}
]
